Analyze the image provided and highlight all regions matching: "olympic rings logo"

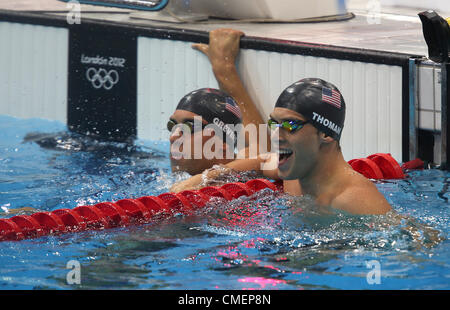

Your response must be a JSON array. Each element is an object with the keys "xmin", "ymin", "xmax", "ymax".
[{"xmin": 86, "ymin": 67, "xmax": 120, "ymax": 90}]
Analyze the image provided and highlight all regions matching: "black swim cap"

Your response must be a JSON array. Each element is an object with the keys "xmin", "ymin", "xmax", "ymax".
[
  {"xmin": 175, "ymin": 88, "xmax": 242, "ymax": 145},
  {"xmin": 275, "ymin": 78, "xmax": 346, "ymax": 141}
]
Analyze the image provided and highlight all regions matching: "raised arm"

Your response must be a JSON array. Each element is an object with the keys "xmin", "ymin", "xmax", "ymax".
[
  {"xmin": 193, "ymin": 29, "xmax": 272, "ymax": 165},
  {"xmin": 170, "ymin": 29, "xmax": 281, "ymax": 193},
  {"xmin": 192, "ymin": 28, "xmax": 265, "ymax": 128}
]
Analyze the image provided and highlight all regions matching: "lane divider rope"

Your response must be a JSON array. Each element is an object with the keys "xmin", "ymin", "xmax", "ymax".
[
  {"xmin": 0, "ymin": 153, "xmax": 421, "ymax": 241},
  {"xmin": 0, "ymin": 179, "xmax": 279, "ymax": 241}
]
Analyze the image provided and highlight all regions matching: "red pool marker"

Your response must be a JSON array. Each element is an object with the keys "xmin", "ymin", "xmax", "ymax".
[
  {"xmin": 367, "ymin": 153, "xmax": 405, "ymax": 179},
  {"xmin": 10, "ymin": 215, "xmax": 43, "ymax": 238},
  {"xmin": 31, "ymin": 212, "xmax": 66, "ymax": 235},
  {"xmin": 349, "ymin": 153, "xmax": 406, "ymax": 180},
  {"xmin": 178, "ymin": 190, "xmax": 210, "ymax": 209},
  {"xmin": 52, "ymin": 209, "xmax": 87, "ymax": 232},
  {"xmin": 0, "ymin": 218, "xmax": 24, "ymax": 241},
  {"xmin": 73, "ymin": 205, "xmax": 110, "ymax": 229},
  {"xmin": 137, "ymin": 196, "xmax": 169, "ymax": 215},
  {"xmin": 0, "ymin": 164, "xmax": 411, "ymax": 243},
  {"xmin": 245, "ymin": 179, "xmax": 278, "ymax": 192},
  {"xmin": 220, "ymin": 182, "xmax": 253, "ymax": 199},
  {"xmin": 93, "ymin": 202, "xmax": 130, "ymax": 227},
  {"xmin": 401, "ymin": 158, "xmax": 425, "ymax": 170},
  {"xmin": 348, "ymin": 158, "xmax": 384, "ymax": 179},
  {"xmin": 0, "ymin": 179, "xmax": 282, "ymax": 241},
  {"xmin": 198, "ymin": 186, "xmax": 233, "ymax": 201},
  {"xmin": 116, "ymin": 199, "xmax": 151, "ymax": 223},
  {"xmin": 158, "ymin": 193, "xmax": 192, "ymax": 213}
]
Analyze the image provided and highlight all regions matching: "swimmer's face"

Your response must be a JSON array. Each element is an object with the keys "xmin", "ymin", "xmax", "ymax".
[
  {"xmin": 270, "ymin": 107, "xmax": 321, "ymax": 180},
  {"xmin": 169, "ymin": 110, "xmax": 227, "ymax": 175}
]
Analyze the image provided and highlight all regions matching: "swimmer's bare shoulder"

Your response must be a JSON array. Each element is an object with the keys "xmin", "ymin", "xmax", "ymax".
[{"xmin": 331, "ymin": 173, "xmax": 391, "ymax": 215}]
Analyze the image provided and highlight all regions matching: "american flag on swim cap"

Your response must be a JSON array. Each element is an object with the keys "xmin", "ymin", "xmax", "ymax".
[
  {"xmin": 225, "ymin": 97, "xmax": 242, "ymax": 119},
  {"xmin": 322, "ymin": 87, "xmax": 342, "ymax": 109},
  {"xmin": 206, "ymin": 88, "xmax": 222, "ymax": 95}
]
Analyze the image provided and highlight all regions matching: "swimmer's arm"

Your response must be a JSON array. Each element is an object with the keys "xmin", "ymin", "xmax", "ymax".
[
  {"xmin": 169, "ymin": 154, "xmax": 305, "ymax": 195},
  {"xmin": 170, "ymin": 155, "xmax": 266, "ymax": 193},
  {"xmin": 170, "ymin": 150, "xmax": 273, "ymax": 193},
  {"xmin": 225, "ymin": 158, "xmax": 303, "ymax": 196},
  {"xmin": 224, "ymin": 154, "xmax": 265, "ymax": 172},
  {"xmin": 192, "ymin": 28, "xmax": 269, "ymax": 151},
  {"xmin": 170, "ymin": 151, "xmax": 305, "ymax": 194},
  {"xmin": 331, "ymin": 185, "xmax": 392, "ymax": 215},
  {"xmin": 192, "ymin": 29, "xmax": 264, "ymax": 128},
  {"xmin": 170, "ymin": 173, "xmax": 205, "ymax": 193}
]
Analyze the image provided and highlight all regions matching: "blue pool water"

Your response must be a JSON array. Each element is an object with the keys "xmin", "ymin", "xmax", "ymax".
[{"xmin": 0, "ymin": 115, "xmax": 449, "ymax": 290}]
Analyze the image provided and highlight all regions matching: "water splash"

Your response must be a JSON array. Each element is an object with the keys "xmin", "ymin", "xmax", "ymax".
[{"xmin": 0, "ymin": 116, "xmax": 448, "ymax": 289}]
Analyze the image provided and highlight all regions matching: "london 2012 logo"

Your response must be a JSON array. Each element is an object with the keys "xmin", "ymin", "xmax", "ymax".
[
  {"xmin": 85, "ymin": 67, "xmax": 119, "ymax": 90},
  {"xmin": 81, "ymin": 54, "xmax": 126, "ymax": 90}
]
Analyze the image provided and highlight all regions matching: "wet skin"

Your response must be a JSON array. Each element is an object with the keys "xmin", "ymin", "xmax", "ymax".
[{"xmin": 169, "ymin": 110, "xmax": 233, "ymax": 175}]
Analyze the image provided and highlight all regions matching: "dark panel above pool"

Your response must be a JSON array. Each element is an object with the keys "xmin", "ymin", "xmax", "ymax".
[{"xmin": 68, "ymin": 27, "xmax": 137, "ymax": 142}]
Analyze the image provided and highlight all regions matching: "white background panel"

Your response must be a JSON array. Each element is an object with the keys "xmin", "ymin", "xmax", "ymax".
[
  {"xmin": 0, "ymin": 22, "xmax": 68, "ymax": 123},
  {"xmin": 239, "ymin": 50, "xmax": 403, "ymax": 161},
  {"xmin": 137, "ymin": 37, "xmax": 218, "ymax": 142}
]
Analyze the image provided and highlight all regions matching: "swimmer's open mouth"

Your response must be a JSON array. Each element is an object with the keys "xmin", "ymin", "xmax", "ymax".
[{"xmin": 278, "ymin": 149, "xmax": 293, "ymax": 166}]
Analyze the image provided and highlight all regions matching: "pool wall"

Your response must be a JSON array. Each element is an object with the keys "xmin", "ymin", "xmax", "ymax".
[
  {"xmin": 0, "ymin": 21, "xmax": 68, "ymax": 123},
  {"xmin": 0, "ymin": 9, "xmax": 441, "ymax": 164}
]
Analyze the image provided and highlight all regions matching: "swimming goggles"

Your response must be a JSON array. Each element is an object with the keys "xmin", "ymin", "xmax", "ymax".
[
  {"xmin": 167, "ymin": 119, "xmax": 207, "ymax": 133},
  {"xmin": 267, "ymin": 118, "xmax": 309, "ymax": 133}
]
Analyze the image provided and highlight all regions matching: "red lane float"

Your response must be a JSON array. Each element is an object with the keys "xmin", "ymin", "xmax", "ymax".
[
  {"xmin": 31, "ymin": 212, "xmax": 66, "ymax": 234},
  {"xmin": 0, "ymin": 179, "xmax": 277, "ymax": 242},
  {"xmin": 349, "ymin": 153, "xmax": 407, "ymax": 179},
  {"xmin": 401, "ymin": 158, "xmax": 425, "ymax": 170},
  {"xmin": 367, "ymin": 153, "xmax": 405, "ymax": 179},
  {"xmin": 52, "ymin": 209, "xmax": 87, "ymax": 232},
  {"xmin": 0, "ymin": 219, "xmax": 24, "ymax": 241},
  {"xmin": 10, "ymin": 215, "xmax": 43, "ymax": 238},
  {"xmin": 348, "ymin": 158, "xmax": 384, "ymax": 179},
  {"xmin": 0, "ymin": 153, "xmax": 418, "ymax": 241},
  {"xmin": 73, "ymin": 205, "xmax": 110, "ymax": 229}
]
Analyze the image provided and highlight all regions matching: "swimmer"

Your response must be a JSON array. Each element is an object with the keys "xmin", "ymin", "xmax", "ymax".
[
  {"xmin": 169, "ymin": 29, "xmax": 270, "ymax": 191},
  {"xmin": 266, "ymin": 78, "xmax": 391, "ymax": 215},
  {"xmin": 169, "ymin": 87, "xmax": 245, "ymax": 176},
  {"xmin": 165, "ymin": 29, "xmax": 389, "ymax": 215}
]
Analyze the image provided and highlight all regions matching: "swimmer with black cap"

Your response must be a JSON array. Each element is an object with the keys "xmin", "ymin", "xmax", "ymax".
[
  {"xmin": 169, "ymin": 29, "xmax": 267, "ymax": 192},
  {"xmin": 268, "ymin": 78, "xmax": 391, "ymax": 214},
  {"xmin": 169, "ymin": 88, "xmax": 243, "ymax": 175}
]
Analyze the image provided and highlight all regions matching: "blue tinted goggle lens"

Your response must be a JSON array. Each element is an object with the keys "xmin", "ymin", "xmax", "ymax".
[{"xmin": 267, "ymin": 119, "xmax": 308, "ymax": 133}]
